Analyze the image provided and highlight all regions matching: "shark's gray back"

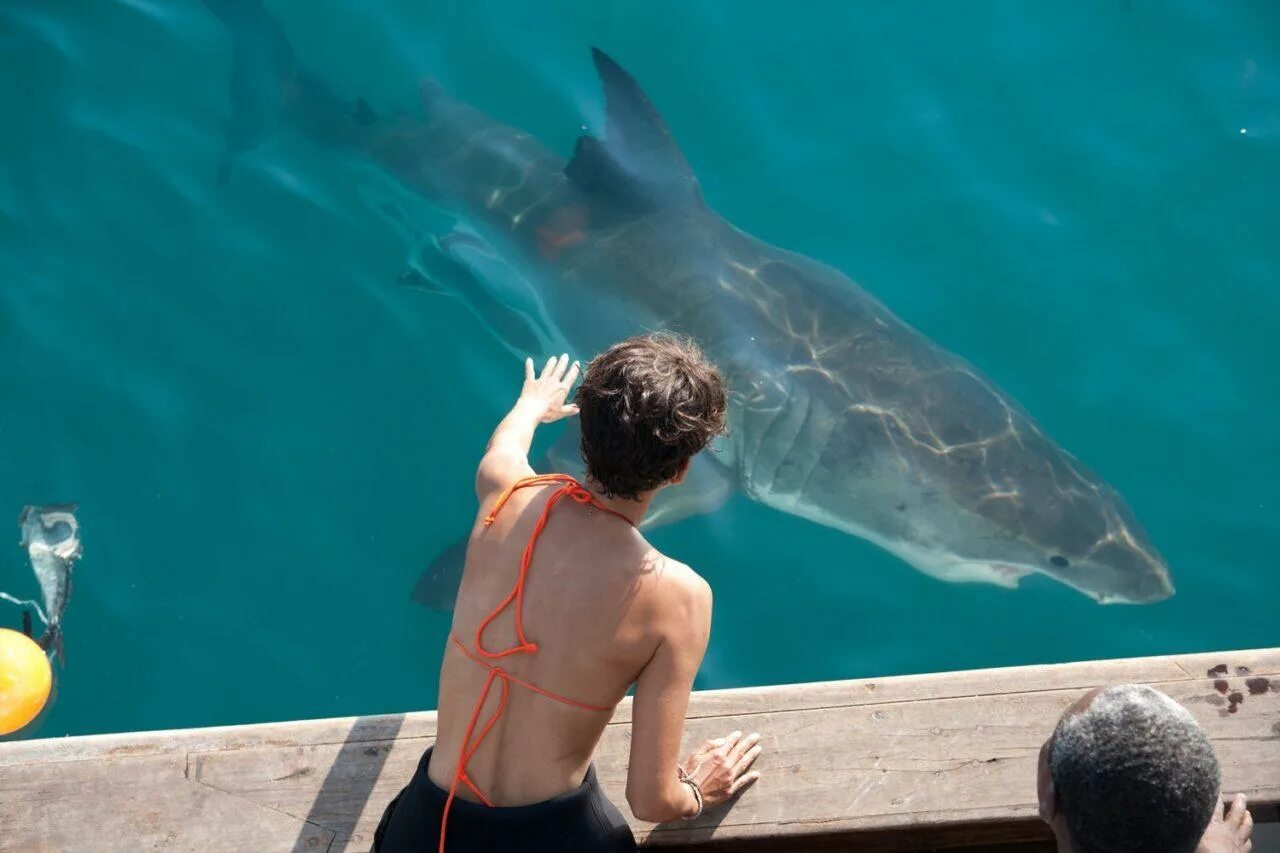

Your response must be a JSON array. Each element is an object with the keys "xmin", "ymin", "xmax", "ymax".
[{"xmin": 558, "ymin": 207, "xmax": 1121, "ymax": 570}]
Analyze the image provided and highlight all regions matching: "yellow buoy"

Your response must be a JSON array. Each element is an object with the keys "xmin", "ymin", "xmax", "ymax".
[{"xmin": 0, "ymin": 627, "xmax": 52, "ymax": 735}]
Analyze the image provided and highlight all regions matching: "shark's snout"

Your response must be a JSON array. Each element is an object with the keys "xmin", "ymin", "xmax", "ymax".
[{"xmin": 1044, "ymin": 532, "xmax": 1173, "ymax": 604}]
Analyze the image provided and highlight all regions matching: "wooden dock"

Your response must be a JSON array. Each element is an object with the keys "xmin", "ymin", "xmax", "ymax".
[{"xmin": 0, "ymin": 648, "xmax": 1276, "ymax": 851}]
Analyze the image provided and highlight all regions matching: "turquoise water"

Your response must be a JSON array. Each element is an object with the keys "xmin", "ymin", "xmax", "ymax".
[{"xmin": 1, "ymin": 0, "xmax": 1276, "ymax": 738}]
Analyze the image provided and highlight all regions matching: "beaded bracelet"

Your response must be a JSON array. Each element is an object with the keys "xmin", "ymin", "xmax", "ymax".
[{"xmin": 677, "ymin": 766, "xmax": 704, "ymax": 819}]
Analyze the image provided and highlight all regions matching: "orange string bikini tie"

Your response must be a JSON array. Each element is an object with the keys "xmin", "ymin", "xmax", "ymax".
[{"xmin": 438, "ymin": 475, "xmax": 631, "ymax": 853}]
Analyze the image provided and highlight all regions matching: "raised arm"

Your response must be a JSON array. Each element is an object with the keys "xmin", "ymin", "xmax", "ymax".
[
  {"xmin": 626, "ymin": 571, "xmax": 762, "ymax": 824},
  {"xmin": 475, "ymin": 354, "xmax": 580, "ymax": 502}
]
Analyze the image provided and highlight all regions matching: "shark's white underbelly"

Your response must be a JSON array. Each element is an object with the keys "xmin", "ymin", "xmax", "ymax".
[{"xmin": 746, "ymin": 448, "xmax": 1030, "ymax": 590}]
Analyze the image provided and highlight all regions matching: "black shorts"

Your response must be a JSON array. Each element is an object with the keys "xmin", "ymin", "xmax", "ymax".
[{"xmin": 372, "ymin": 747, "xmax": 638, "ymax": 852}]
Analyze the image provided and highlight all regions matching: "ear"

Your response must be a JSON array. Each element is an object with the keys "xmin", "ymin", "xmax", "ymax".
[
  {"xmin": 1036, "ymin": 737, "xmax": 1057, "ymax": 824},
  {"xmin": 1037, "ymin": 736, "xmax": 1073, "ymax": 849},
  {"xmin": 669, "ymin": 458, "xmax": 692, "ymax": 485}
]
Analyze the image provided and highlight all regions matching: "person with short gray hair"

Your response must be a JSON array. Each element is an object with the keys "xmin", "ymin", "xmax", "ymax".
[{"xmin": 1037, "ymin": 684, "xmax": 1254, "ymax": 853}]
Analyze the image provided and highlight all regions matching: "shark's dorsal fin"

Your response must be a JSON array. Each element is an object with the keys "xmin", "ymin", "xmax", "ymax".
[{"xmin": 566, "ymin": 48, "xmax": 702, "ymax": 213}]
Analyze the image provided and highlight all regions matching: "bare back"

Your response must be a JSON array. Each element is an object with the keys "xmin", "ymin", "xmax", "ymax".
[
  {"xmin": 427, "ymin": 482, "xmax": 683, "ymax": 805},
  {"xmin": 419, "ymin": 349, "xmax": 748, "ymax": 828}
]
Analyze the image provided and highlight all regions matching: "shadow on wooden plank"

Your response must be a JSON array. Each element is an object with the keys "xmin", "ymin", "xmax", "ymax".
[
  {"xmin": 292, "ymin": 714, "xmax": 405, "ymax": 852},
  {"xmin": 648, "ymin": 819, "xmax": 1055, "ymax": 851},
  {"xmin": 652, "ymin": 783, "xmax": 758, "ymax": 847}
]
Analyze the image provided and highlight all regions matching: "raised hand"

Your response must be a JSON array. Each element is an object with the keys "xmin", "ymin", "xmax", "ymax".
[{"xmin": 519, "ymin": 354, "xmax": 581, "ymax": 424}]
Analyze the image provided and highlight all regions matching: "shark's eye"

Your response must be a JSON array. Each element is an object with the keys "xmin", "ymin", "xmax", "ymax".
[{"xmin": 1050, "ymin": 555, "xmax": 1070, "ymax": 568}]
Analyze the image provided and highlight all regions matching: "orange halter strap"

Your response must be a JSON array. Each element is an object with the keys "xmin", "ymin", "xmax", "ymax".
[{"xmin": 439, "ymin": 474, "xmax": 630, "ymax": 853}]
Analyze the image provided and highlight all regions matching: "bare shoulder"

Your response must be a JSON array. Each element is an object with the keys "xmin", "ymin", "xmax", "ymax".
[
  {"xmin": 474, "ymin": 448, "xmax": 535, "ymax": 505},
  {"xmin": 645, "ymin": 551, "xmax": 712, "ymax": 618}
]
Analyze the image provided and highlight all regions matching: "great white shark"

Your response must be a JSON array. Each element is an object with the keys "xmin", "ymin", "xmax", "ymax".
[{"xmin": 204, "ymin": 0, "xmax": 1172, "ymax": 605}]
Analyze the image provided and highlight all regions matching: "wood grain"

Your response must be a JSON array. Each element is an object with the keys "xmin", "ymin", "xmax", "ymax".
[{"xmin": 1, "ymin": 648, "xmax": 1275, "ymax": 851}]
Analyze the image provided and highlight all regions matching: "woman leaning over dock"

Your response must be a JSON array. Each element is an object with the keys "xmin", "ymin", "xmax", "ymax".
[{"xmin": 374, "ymin": 334, "xmax": 762, "ymax": 852}]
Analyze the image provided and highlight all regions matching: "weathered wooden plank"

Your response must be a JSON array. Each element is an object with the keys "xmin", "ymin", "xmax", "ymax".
[
  {"xmin": 0, "ymin": 648, "xmax": 1275, "ymax": 852},
  {"xmin": 0, "ymin": 752, "xmax": 333, "ymax": 851},
  {"xmin": 3, "ymin": 647, "xmax": 1269, "ymax": 771},
  {"xmin": 0, "ymin": 713, "xmax": 439, "ymax": 768},
  {"xmin": 638, "ymin": 647, "xmax": 1280, "ymax": 723},
  {"xmin": 193, "ymin": 736, "xmax": 428, "ymax": 852},
  {"xmin": 148, "ymin": 651, "xmax": 1280, "ymax": 847}
]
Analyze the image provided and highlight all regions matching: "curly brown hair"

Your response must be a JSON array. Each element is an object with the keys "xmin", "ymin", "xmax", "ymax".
[{"xmin": 575, "ymin": 334, "xmax": 727, "ymax": 500}]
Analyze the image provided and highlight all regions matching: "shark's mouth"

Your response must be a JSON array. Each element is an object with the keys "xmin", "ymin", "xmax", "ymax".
[
  {"xmin": 991, "ymin": 563, "xmax": 1030, "ymax": 581},
  {"xmin": 941, "ymin": 560, "xmax": 1033, "ymax": 589},
  {"xmin": 852, "ymin": 528, "xmax": 1040, "ymax": 591}
]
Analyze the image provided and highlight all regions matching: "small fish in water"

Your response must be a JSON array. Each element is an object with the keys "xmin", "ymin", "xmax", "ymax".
[{"xmin": 18, "ymin": 505, "xmax": 82, "ymax": 665}]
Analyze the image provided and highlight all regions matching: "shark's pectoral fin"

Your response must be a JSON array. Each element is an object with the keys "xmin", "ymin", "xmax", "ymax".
[
  {"xmin": 410, "ymin": 422, "xmax": 576, "ymax": 611},
  {"xmin": 400, "ymin": 229, "xmax": 555, "ymax": 358},
  {"xmin": 566, "ymin": 49, "xmax": 703, "ymax": 213},
  {"xmin": 410, "ymin": 537, "xmax": 469, "ymax": 611},
  {"xmin": 398, "ymin": 232, "xmax": 486, "ymax": 295},
  {"xmin": 412, "ymin": 424, "xmax": 580, "ymax": 611}
]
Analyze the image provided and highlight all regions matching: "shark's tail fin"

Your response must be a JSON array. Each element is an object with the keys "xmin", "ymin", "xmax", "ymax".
[
  {"xmin": 202, "ymin": 0, "xmax": 380, "ymax": 182},
  {"xmin": 200, "ymin": 0, "xmax": 296, "ymax": 182},
  {"xmin": 38, "ymin": 624, "xmax": 64, "ymax": 666}
]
